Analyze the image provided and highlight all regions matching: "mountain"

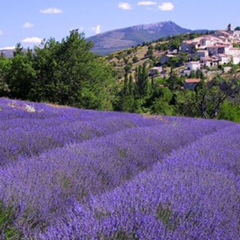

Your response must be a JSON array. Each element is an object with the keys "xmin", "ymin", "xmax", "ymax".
[
  {"xmin": 1, "ymin": 21, "xmax": 209, "ymax": 58},
  {"xmin": 0, "ymin": 49, "xmax": 15, "ymax": 58},
  {"xmin": 87, "ymin": 21, "xmax": 208, "ymax": 55}
]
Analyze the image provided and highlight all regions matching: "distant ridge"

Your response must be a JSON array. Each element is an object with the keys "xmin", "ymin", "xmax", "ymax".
[
  {"xmin": 0, "ymin": 49, "xmax": 15, "ymax": 58},
  {"xmin": 87, "ymin": 21, "xmax": 209, "ymax": 55},
  {"xmin": 1, "ymin": 21, "xmax": 209, "ymax": 58}
]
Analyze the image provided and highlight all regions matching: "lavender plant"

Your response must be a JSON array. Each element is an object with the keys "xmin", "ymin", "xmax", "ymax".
[{"xmin": 0, "ymin": 98, "xmax": 239, "ymax": 239}]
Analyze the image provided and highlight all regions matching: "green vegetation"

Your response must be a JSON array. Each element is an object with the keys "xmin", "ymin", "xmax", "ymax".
[
  {"xmin": 0, "ymin": 30, "xmax": 240, "ymax": 123},
  {"xmin": 0, "ymin": 202, "xmax": 22, "ymax": 239},
  {"xmin": 0, "ymin": 30, "xmax": 117, "ymax": 110}
]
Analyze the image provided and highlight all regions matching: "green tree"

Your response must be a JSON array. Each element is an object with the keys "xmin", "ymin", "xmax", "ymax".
[
  {"xmin": 29, "ymin": 30, "xmax": 117, "ymax": 110},
  {"xmin": 0, "ymin": 56, "xmax": 11, "ymax": 96},
  {"xmin": 218, "ymin": 100, "xmax": 240, "ymax": 123},
  {"xmin": 167, "ymin": 71, "xmax": 184, "ymax": 91},
  {"xmin": 117, "ymin": 74, "xmax": 136, "ymax": 112},
  {"xmin": 175, "ymin": 77, "xmax": 240, "ymax": 119},
  {"xmin": 195, "ymin": 77, "xmax": 240, "ymax": 119},
  {"xmin": 6, "ymin": 51, "xmax": 36, "ymax": 100},
  {"xmin": 151, "ymin": 88, "xmax": 175, "ymax": 115},
  {"xmin": 135, "ymin": 64, "xmax": 149, "ymax": 97}
]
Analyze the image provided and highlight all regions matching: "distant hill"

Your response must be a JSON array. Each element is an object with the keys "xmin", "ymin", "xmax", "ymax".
[
  {"xmin": 87, "ymin": 21, "xmax": 209, "ymax": 55},
  {"xmin": 1, "ymin": 21, "xmax": 209, "ymax": 58},
  {"xmin": 0, "ymin": 49, "xmax": 15, "ymax": 58}
]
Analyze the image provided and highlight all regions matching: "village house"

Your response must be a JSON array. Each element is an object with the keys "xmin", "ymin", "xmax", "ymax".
[
  {"xmin": 214, "ymin": 31, "xmax": 233, "ymax": 42},
  {"xmin": 181, "ymin": 35, "xmax": 223, "ymax": 53},
  {"xmin": 196, "ymin": 50, "xmax": 209, "ymax": 58},
  {"xmin": 200, "ymin": 56, "xmax": 220, "ymax": 68},
  {"xmin": 181, "ymin": 40, "xmax": 198, "ymax": 53},
  {"xmin": 180, "ymin": 24, "xmax": 240, "ymax": 69},
  {"xmin": 215, "ymin": 54, "xmax": 232, "ymax": 65},
  {"xmin": 159, "ymin": 54, "xmax": 175, "ymax": 65},
  {"xmin": 182, "ymin": 61, "xmax": 201, "ymax": 77},
  {"xmin": 228, "ymin": 47, "xmax": 240, "ymax": 57},
  {"xmin": 149, "ymin": 66, "xmax": 163, "ymax": 76},
  {"xmin": 207, "ymin": 44, "xmax": 232, "ymax": 56},
  {"xmin": 186, "ymin": 61, "xmax": 201, "ymax": 71},
  {"xmin": 233, "ymin": 56, "xmax": 240, "ymax": 65},
  {"xmin": 184, "ymin": 78, "xmax": 201, "ymax": 90},
  {"xmin": 233, "ymin": 30, "xmax": 240, "ymax": 39}
]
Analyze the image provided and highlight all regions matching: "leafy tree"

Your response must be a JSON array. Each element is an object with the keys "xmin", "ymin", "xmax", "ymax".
[
  {"xmin": 117, "ymin": 74, "xmax": 136, "ymax": 112},
  {"xmin": 167, "ymin": 71, "xmax": 184, "ymax": 91},
  {"xmin": 0, "ymin": 56, "xmax": 11, "ymax": 96},
  {"xmin": 151, "ymin": 88, "xmax": 175, "ymax": 115},
  {"xmin": 175, "ymin": 77, "xmax": 240, "ymax": 119},
  {"xmin": 29, "ymin": 30, "xmax": 117, "ymax": 110},
  {"xmin": 195, "ymin": 77, "xmax": 240, "ymax": 119},
  {"xmin": 135, "ymin": 64, "xmax": 149, "ymax": 97},
  {"xmin": 6, "ymin": 51, "xmax": 36, "ymax": 100},
  {"xmin": 175, "ymin": 90, "xmax": 199, "ymax": 117},
  {"xmin": 218, "ymin": 100, "xmax": 240, "ymax": 123}
]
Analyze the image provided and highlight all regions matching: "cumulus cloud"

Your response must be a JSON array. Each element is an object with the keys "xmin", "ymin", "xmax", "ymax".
[
  {"xmin": 118, "ymin": 3, "xmax": 132, "ymax": 10},
  {"xmin": 23, "ymin": 22, "xmax": 34, "ymax": 29},
  {"xmin": 22, "ymin": 37, "xmax": 43, "ymax": 44},
  {"xmin": 40, "ymin": 8, "xmax": 63, "ymax": 14},
  {"xmin": 92, "ymin": 25, "xmax": 101, "ymax": 34},
  {"xmin": 138, "ymin": 1, "xmax": 157, "ymax": 6},
  {"xmin": 0, "ymin": 46, "xmax": 15, "ymax": 50},
  {"xmin": 158, "ymin": 2, "xmax": 174, "ymax": 11}
]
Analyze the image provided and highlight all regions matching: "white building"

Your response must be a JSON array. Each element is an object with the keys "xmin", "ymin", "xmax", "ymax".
[
  {"xmin": 186, "ymin": 61, "xmax": 201, "ymax": 71},
  {"xmin": 233, "ymin": 56, "xmax": 240, "ymax": 65},
  {"xmin": 228, "ymin": 48, "xmax": 240, "ymax": 57},
  {"xmin": 215, "ymin": 54, "xmax": 231, "ymax": 65},
  {"xmin": 196, "ymin": 50, "xmax": 209, "ymax": 58}
]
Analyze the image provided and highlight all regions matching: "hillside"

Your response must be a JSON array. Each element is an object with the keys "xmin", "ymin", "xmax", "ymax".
[
  {"xmin": 0, "ymin": 98, "xmax": 239, "ymax": 239},
  {"xmin": 87, "ymin": 21, "xmax": 208, "ymax": 55},
  {"xmin": 0, "ymin": 49, "xmax": 14, "ymax": 58}
]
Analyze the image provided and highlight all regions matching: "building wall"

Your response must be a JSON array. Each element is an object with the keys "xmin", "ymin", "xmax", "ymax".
[
  {"xmin": 233, "ymin": 56, "xmax": 240, "ymax": 64},
  {"xmin": 233, "ymin": 30, "xmax": 240, "ymax": 38},
  {"xmin": 187, "ymin": 61, "xmax": 201, "ymax": 71}
]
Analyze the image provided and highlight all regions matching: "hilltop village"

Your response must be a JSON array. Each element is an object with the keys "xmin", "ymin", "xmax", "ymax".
[
  {"xmin": 162, "ymin": 24, "xmax": 240, "ymax": 76},
  {"xmin": 108, "ymin": 23, "xmax": 240, "ymax": 85}
]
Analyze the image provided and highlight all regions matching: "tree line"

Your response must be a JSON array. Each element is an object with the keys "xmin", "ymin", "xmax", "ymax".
[
  {"xmin": 116, "ymin": 64, "xmax": 240, "ymax": 122},
  {"xmin": 0, "ymin": 30, "xmax": 118, "ymax": 110}
]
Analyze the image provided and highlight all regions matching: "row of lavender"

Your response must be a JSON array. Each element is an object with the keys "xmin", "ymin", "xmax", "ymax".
[
  {"xmin": 0, "ymin": 98, "xmax": 239, "ymax": 239},
  {"xmin": 0, "ymin": 98, "xmax": 168, "ymax": 165},
  {"xmin": 39, "ymin": 124, "xmax": 240, "ymax": 240}
]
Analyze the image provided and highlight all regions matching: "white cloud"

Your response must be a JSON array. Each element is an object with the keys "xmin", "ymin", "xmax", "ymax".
[
  {"xmin": 138, "ymin": 1, "xmax": 157, "ymax": 6},
  {"xmin": 23, "ymin": 22, "xmax": 34, "ymax": 29},
  {"xmin": 22, "ymin": 37, "xmax": 43, "ymax": 44},
  {"xmin": 158, "ymin": 2, "xmax": 174, "ymax": 11},
  {"xmin": 40, "ymin": 8, "xmax": 63, "ymax": 14},
  {"xmin": 0, "ymin": 30, "xmax": 3, "ymax": 35},
  {"xmin": 92, "ymin": 25, "xmax": 101, "ymax": 34},
  {"xmin": 0, "ymin": 46, "xmax": 15, "ymax": 50},
  {"xmin": 118, "ymin": 3, "xmax": 132, "ymax": 10}
]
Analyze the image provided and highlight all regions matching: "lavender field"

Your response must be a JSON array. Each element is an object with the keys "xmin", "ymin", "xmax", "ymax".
[{"xmin": 0, "ymin": 98, "xmax": 239, "ymax": 240}]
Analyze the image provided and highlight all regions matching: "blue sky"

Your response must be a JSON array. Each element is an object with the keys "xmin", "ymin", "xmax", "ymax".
[{"xmin": 0, "ymin": 0, "xmax": 240, "ymax": 49}]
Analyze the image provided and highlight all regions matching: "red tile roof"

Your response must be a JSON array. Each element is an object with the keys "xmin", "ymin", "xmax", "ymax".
[{"xmin": 185, "ymin": 78, "xmax": 201, "ymax": 84}]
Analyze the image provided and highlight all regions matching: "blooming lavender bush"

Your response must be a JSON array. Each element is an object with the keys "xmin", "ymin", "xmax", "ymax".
[{"xmin": 0, "ymin": 98, "xmax": 239, "ymax": 239}]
